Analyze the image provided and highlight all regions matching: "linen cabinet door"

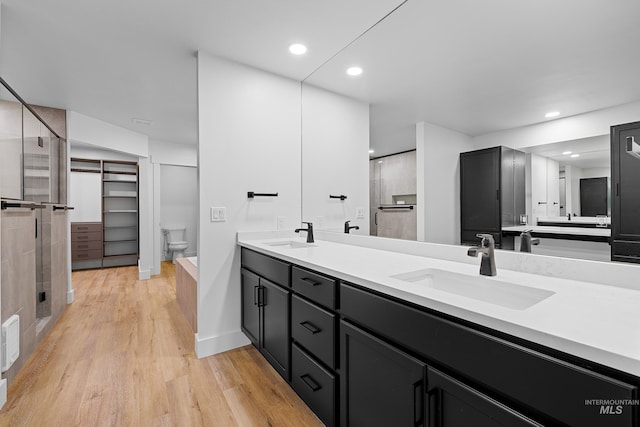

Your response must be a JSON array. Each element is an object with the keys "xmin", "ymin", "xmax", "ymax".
[
  {"xmin": 340, "ymin": 320, "xmax": 425, "ymax": 427},
  {"xmin": 260, "ymin": 277, "xmax": 290, "ymax": 380},
  {"xmin": 426, "ymin": 367, "xmax": 541, "ymax": 427},
  {"xmin": 240, "ymin": 268, "xmax": 260, "ymax": 346}
]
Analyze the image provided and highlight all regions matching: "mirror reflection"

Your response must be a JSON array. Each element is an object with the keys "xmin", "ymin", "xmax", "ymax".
[{"xmin": 301, "ymin": 0, "xmax": 640, "ymax": 263}]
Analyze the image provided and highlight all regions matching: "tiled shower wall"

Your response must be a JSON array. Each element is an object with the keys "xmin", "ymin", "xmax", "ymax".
[{"xmin": 1, "ymin": 209, "xmax": 37, "ymax": 385}]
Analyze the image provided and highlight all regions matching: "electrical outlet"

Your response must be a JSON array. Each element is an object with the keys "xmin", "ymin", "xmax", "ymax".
[
  {"xmin": 356, "ymin": 207, "xmax": 365, "ymax": 219},
  {"xmin": 316, "ymin": 216, "xmax": 324, "ymax": 228},
  {"xmin": 277, "ymin": 216, "xmax": 286, "ymax": 230},
  {"xmin": 211, "ymin": 207, "xmax": 226, "ymax": 222}
]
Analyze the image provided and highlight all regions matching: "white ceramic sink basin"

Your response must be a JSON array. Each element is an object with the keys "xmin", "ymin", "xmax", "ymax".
[
  {"xmin": 264, "ymin": 240, "xmax": 317, "ymax": 249},
  {"xmin": 390, "ymin": 268, "xmax": 554, "ymax": 310}
]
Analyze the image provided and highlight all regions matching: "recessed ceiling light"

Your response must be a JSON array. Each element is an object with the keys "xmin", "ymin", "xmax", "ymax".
[
  {"xmin": 346, "ymin": 66, "xmax": 363, "ymax": 76},
  {"xmin": 289, "ymin": 44, "xmax": 307, "ymax": 55},
  {"xmin": 545, "ymin": 111, "xmax": 560, "ymax": 118},
  {"xmin": 132, "ymin": 118, "xmax": 153, "ymax": 125},
  {"xmin": 369, "ymin": 149, "xmax": 375, "ymax": 154},
  {"xmin": 562, "ymin": 151, "xmax": 572, "ymax": 155},
  {"xmin": 378, "ymin": 160, "xmax": 383, "ymax": 164},
  {"xmin": 570, "ymin": 154, "xmax": 580, "ymax": 158}
]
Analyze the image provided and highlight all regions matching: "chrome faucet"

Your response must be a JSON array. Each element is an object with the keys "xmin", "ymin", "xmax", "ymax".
[
  {"xmin": 467, "ymin": 234, "xmax": 497, "ymax": 276},
  {"xmin": 519, "ymin": 229, "xmax": 540, "ymax": 253},
  {"xmin": 295, "ymin": 222, "xmax": 314, "ymax": 243},
  {"xmin": 344, "ymin": 220, "xmax": 360, "ymax": 234}
]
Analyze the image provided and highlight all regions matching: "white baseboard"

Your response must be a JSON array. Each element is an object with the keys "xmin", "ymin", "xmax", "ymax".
[
  {"xmin": 195, "ymin": 330, "xmax": 250, "ymax": 359},
  {"xmin": 67, "ymin": 289, "xmax": 75, "ymax": 304},
  {"xmin": 184, "ymin": 250, "xmax": 197, "ymax": 257},
  {"xmin": 138, "ymin": 266, "xmax": 151, "ymax": 281},
  {"xmin": 0, "ymin": 378, "xmax": 7, "ymax": 409}
]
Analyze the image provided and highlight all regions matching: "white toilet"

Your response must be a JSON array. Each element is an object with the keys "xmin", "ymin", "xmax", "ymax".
[{"xmin": 162, "ymin": 225, "xmax": 188, "ymax": 264}]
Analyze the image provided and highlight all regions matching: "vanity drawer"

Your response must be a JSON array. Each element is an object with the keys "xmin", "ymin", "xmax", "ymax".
[
  {"xmin": 291, "ymin": 343, "xmax": 336, "ymax": 427},
  {"xmin": 241, "ymin": 248, "xmax": 290, "ymax": 287},
  {"xmin": 72, "ymin": 249, "xmax": 102, "ymax": 262},
  {"xmin": 72, "ymin": 240, "xmax": 102, "ymax": 252},
  {"xmin": 71, "ymin": 222, "xmax": 102, "ymax": 233},
  {"xmin": 340, "ymin": 282, "xmax": 637, "ymax": 427},
  {"xmin": 292, "ymin": 266, "xmax": 337, "ymax": 309},
  {"xmin": 292, "ymin": 294, "xmax": 336, "ymax": 369},
  {"xmin": 71, "ymin": 231, "xmax": 102, "ymax": 242}
]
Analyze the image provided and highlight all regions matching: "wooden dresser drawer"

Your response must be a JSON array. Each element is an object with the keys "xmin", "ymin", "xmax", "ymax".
[
  {"xmin": 291, "ymin": 343, "xmax": 336, "ymax": 427},
  {"xmin": 72, "ymin": 241, "xmax": 102, "ymax": 252},
  {"xmin": 71, "ymin": 222, "xmax": 102, "ymax": 233},
  {"xmin": 292, "ymin": 266, "xmax": 336, "ymax": 309},
  {"xmin": 72, "ymin": 249, "xmax": 102, "ymax": 262},
  {"xmin": 71, "ymin": 231, "xmax": 102, "ymax": 242},
  {"xmin": 292, "ymin": 294, "xmax": 336, "ymax": 369}
]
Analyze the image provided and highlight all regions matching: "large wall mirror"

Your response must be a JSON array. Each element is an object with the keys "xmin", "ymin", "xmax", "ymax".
[{"xmin": 301, "ymin": 0, "xmax": 640, "ymax": 263}]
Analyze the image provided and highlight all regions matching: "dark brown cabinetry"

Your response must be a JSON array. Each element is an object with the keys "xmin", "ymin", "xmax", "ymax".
[
  {"xmin": 71, "ymin": 222, "xmax": 102, "ymax": 263},
  {"xmin": 460, "ymin": 146, "xmax": 525, "ymax": 248},
  {"xmin": 611, "ymin": 121, "xmax": 640, "ymax": 263},
  {"xmin": 240, "ymin": 249, "xmax": 291, "ymax": 380}
]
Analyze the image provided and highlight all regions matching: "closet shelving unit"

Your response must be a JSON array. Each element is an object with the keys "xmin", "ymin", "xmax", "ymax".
[{"xmin": 102, "ymin": 160, "xmax": 139, "ymax": 268}]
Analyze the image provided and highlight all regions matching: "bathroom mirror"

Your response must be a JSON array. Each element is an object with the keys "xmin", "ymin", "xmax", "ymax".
[{"xmin": 301, "ymin": 0, "xmax": 640, "ymax": 261}]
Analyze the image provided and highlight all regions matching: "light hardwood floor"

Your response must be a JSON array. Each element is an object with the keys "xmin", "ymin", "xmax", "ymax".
[{"xmin": 0, "ymin": 262, "xmax": 323, "ymax": 427}]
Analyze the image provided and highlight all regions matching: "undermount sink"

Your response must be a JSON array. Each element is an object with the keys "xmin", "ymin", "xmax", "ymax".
[
  {"xmin": 390, "ymin": 268, "xmax": 554, "ymax": 310},
  {"xmin": 264, "ymin": 240, "xmax": 317, "ymax": 249}
]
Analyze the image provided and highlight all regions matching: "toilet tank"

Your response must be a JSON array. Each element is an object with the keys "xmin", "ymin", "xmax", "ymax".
[{"xmin": 162, "ymin": 225, "xmax": 186, "ymax": 242}]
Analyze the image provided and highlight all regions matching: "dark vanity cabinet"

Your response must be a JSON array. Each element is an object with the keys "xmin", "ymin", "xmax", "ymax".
[
  {"xmin": 340, "ymin": 320, "xmax": 426, "ymax": 427},
  {"xmin": 290, "ymin": 266, "xmax": 339, "ymax": 427},
  {"xmin": 240, "ymin": 248, "xmax": 291, "ymax": 380},
  {"xmin": 240, "ymin": 248, "xmax": 639, "ymax": 426},
  {"xmin": 460, "ymin": 146, "xmax": 525, "ymax": 248},
  {"xmin": 611, "ymin": 121, "xmax": 640, "ymax": 263}
]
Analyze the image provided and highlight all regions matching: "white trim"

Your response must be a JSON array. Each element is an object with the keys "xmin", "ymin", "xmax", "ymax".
[
  {"xmin": 67, "ymin": 289, "xmax": 75, "ymax": 304},
  {"xmin": 138, "ymin": 265, "xmax": 151, "ymax": 281},
  {"xmin": 194, "ymin": 330, "xmax": 250, "ymax": 359},
  {"xmin": 0, "ymin": 378, "xmax": 7, "ymax": 409}
]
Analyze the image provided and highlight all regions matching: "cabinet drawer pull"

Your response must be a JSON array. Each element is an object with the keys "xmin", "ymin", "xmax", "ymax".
[
  {"xmin": 301, "ymin": 277, "xmax": 321, "ymax": 286},
  {"xmin": 78, "ymin": 245, "xmax": 88, "ymax": 249},
  {"xmin": 300, "ymin": 321, "xmax": 321, "ymax": 334},
  {"xmin": 300, "ymin": 374, "xmax": 321, "ymax": 392},
  {"xmin": 78, "ymin": 235, "xmax": 88, "ymax": 240}
]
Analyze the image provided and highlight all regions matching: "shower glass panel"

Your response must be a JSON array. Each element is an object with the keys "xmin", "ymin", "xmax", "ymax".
[
  {"xmin": 0, "ymin": 91, "xmax": 24, "ymax": 199},
  {"xmin": 23, "ymin": 106, "xmax": 51, "ymax": 203}
]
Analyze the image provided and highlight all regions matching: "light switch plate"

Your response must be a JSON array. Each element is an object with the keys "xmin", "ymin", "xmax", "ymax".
[
  {"xmin": 356, "ymin": 207, "xmax": 365, "ymax": 219},
  {"xmin": 211, "ymin": 207, "xmax": 226, "ymax": 222}
]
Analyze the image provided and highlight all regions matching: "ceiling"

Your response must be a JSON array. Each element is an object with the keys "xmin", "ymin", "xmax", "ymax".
[
  {"xmin": 2, "ymin": 0, "xmax": 640, "ymax": 156},
  {"xmin": 304, "ymin": 0, "xmax": 640, "ymax": 157},
  {"xmin": 0, "ymin": 0, "xmax": 403, "ymax": 145}
]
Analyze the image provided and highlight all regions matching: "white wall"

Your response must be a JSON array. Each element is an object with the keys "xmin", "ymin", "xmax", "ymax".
[
  {"xmin": 67, "ymin": 111, "xmax": 149, "ymax": 157},
  {"xmin": 416, "ymin": 121, "xmax": 474, "ymax": 244},
  {"xmin": 302, "ymin": 84, "xmax": 370, "ymax": 233},
  {"xmin": 196, "ymin": 52, "xmax": 302, "ymax": 357},
  {"xmin": 160, "ymin": 164, "xmax": 197, "ymax": 259},
  {"xmin": 150, "ymin": 139, "xmax": 197, "ymax": 167},
  {"xmin": 472, "ymin": 100, "xmax": 640, "ymax": 151}
]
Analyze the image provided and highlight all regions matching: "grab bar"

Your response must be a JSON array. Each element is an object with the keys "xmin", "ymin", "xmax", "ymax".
[
  {"xmin": 378, "ymin": 205, "xmax": 414, "ymax": 210},
  {"xmin": 53, "ymin": 205, "xmax": 75, "ymax": 211},
  {"xmin": 1, "ymin": 200, "xmax": 45, "ymax": 210}
]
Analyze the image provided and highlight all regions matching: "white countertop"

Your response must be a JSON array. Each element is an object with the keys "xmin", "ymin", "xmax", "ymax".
[
  {"xmin": 238, "ymin": 233, "xmax": 640, "ymax": 377},
  {"xmin": 503, "ymin": 225, "xmax": 610, "ymax": 237}
]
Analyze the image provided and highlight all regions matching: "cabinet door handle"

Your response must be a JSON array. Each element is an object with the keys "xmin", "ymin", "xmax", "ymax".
[
  {"xmin": 616, "ymin": 183, "xmax": 619, "ymax": 197},
  {"xmin": 301, "ymin": 277, "xmax": 321, "ymax": 287},
  {"xmin": 496, "ymin": 189, "xmax": 499, "ymax": 201},
  {"xmin": 253, "ymin": 285, "xmax": 259, "ymax": 306},
  {"xmin": 300, "ymin": 321, "xmax": 321, "ymax": 334},
  {"xmin": 300, "ymin": 374, "xmax": 321, "ymax": 392},
  {"xmin": 427, "ymin": 387, "xmax": 441, "ymax": 427},
  {"xmin": 414, "ymin": 381, "xmax": 424, "ymax": 426},
  {"xmin": 257, "ymin": 286, "xmax": 265, "ymax": 307}
]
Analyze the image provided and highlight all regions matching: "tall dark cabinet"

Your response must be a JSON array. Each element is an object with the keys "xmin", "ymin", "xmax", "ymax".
[
  {"xmin": 460, "ymin": 146, "xmax": 525, "ymax": 248},
  {"xmin": 611, "ymin": 121, "xmax": 640, "ymax": 263}
]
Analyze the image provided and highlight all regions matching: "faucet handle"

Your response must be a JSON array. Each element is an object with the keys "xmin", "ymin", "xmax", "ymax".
[{"xmin": 476, "ymin": 233, "xmax": 495, "ymax": 244}]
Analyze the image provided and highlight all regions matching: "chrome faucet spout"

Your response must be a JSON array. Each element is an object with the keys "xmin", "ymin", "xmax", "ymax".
[{"xmin": 467, "ymin": 234, "xmax": 497, "ymax": 276}]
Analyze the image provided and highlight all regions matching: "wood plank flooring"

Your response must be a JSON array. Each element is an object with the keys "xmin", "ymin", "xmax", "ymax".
[{"xmin": 0, "ymin": 262, "xmax": 323, "ymax": 427}]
